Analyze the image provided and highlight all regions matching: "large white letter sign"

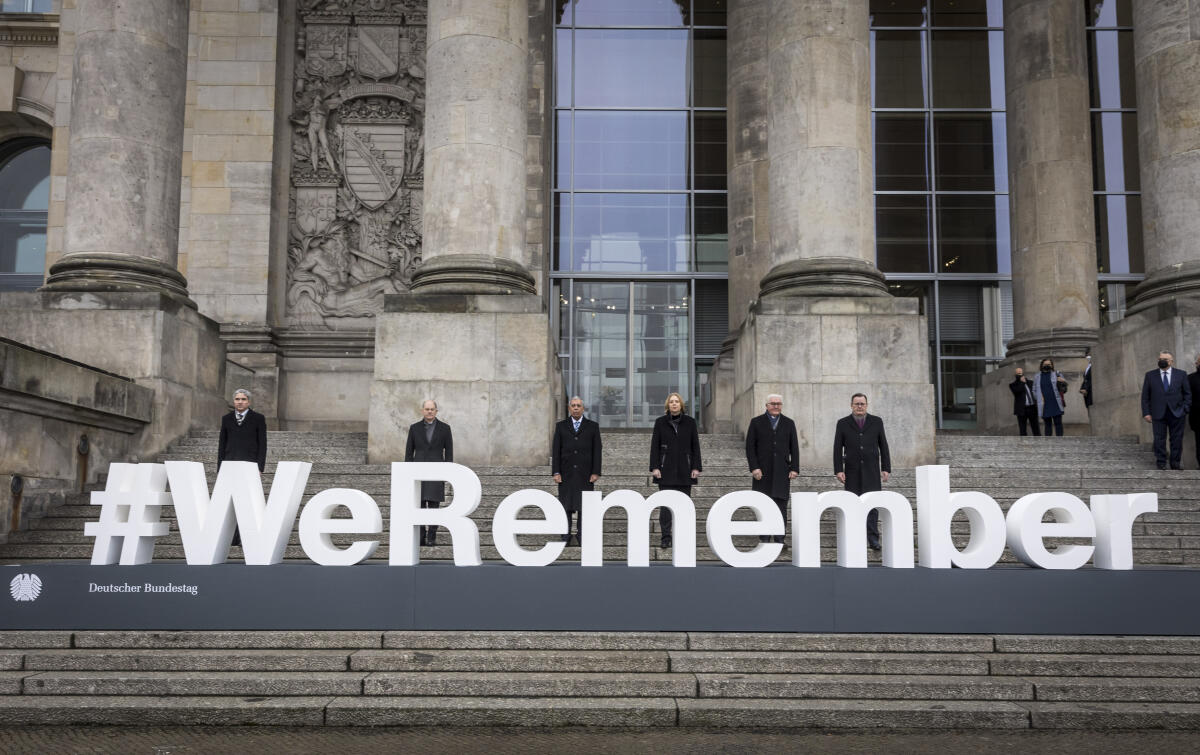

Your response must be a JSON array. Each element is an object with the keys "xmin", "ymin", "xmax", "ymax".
[
  {"xmin": 388, "ymin": 462, "xmax": 481, "ymax": 566},
  {"xmin": 164, "ymin": 461, "xmax": 311, "ymax": 565},
  {"xmin": 1006, "ymin": 492, "xmax": 1096, "ymax": 569},
  {"xmin": 791, "ymin": 490, "xmax": 914, "ymax": 568},
  {"xmin": 85, "ymin": 463, "xmax": 170, "ymax": 565},
  {"xmin": 492, "ymin": 489, "xmax": 568, "ymax": 567},
  {"xmin": 706, "ymin": 491, "xmax": 783, "ymax": 567},
  {"xmin": 581, "ymin": 490, "xmax": 696, "ymax": 567},
  {"xmin": 1091, "ymin": 493, "xmax": 1158, "ymax": 570},
  {"xmin": 298, "ymin": 489, "xmax": 382, "ymax": 566},
  {"xmin": 915, "ymin": 465, "xmax": 1005, "ymax": 569}
]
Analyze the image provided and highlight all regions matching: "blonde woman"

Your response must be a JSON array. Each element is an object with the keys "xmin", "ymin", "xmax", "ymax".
[{"xmin": 649, "ymin": 392, "xmax": 702, "ymax": 548}]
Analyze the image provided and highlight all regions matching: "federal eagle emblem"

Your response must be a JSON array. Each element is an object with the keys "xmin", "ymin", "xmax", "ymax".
[{"xmin": 9, "ymin": 573, "xmax": 42, "ymax": 602}]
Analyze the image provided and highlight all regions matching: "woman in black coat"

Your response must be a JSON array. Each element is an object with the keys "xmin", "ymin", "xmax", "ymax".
[{"xmin": 649, "ymin": 392, "xmax": 702, "ymax": 548}]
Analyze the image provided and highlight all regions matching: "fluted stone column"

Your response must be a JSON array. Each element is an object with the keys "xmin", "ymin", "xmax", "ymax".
[
  {"xmin": 1128, "ymin": 0, "xmax": 1200, "ymax": 310},
  {"xmin": 41, "ymin": 0, "xmax": 192, "ymax": 303},
  {"xmin": 413, "ymin": 0, "xmax": 534, "ymax": 295},
  {"xmin": 1003, "ymin": 0, "xmax": 1099, "ymax": 362},
  {"xmin": 760, "ymin": 0, "xmax": 885, "ymax": 297}
]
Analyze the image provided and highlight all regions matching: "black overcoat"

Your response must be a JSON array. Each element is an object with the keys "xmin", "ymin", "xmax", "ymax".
[
  {"xmin": 746, "ymin": 412, "xmax": 800, "ymax": 500},
  {"xmin": 833, "ymin": 414, "xmax": 891, "ymax": 495},
  {"xmin": 1191, "ymin": 371, "xmax": 1200, "ymax": 432},
  {"xmin": 649, "ymin": 413, "xmax": 702, "ymax": 487},
  {"xmin": 405, "ymin": 419, "xmax": 453, "ymax": 502},
  {"xmin": 1009, "ymin": 377, "xmax": 1037, "ymax": 416},
  {"xmin": 1081, "ymin": 365, "xmax": 1094, "ymax": 407},
  {"xmin": 217, "ymin": 409, "xmax": 267, "ymax": 472},
  {"xmin": 551, "ymin": 417, "xmax": 603, "ymax": 512}
]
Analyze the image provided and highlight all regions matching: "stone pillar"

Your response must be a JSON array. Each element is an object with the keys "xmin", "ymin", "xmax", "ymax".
[
  {"xmin": 413, "ymin": 0, "xmax": 535, "ymax": 294},
  {"xmin": 761, "ymin": 0, "xmax": 884, "ymax": 297},
  {"xmin": 41, "ymin": 0, "xmax": 191, "ymax": 303},
  {"xmin": 1128, "ymin": 0, "xmax": 1200, "ymax": 310}
]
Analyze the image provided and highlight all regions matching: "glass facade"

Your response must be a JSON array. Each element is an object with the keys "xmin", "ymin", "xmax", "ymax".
[
  {"xmin": 0, "ymin": 143, "xmax": 50, "ymax": 291},
  {"xmin": 0, "ymin": 1, "xmax": 53, "ymax": 11},
  {"xmin": 553, "ymin": 0, "xmax": 728, "ymax": 427}
]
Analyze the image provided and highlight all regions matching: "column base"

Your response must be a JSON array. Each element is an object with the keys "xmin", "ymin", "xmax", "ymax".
[
  {"xmin": 759, "ymin": 257, "xmax": 889, "ymax": 298},
  {"xmin": 1004, "ymin": 327, "xmax": 1099, "ymax": 362},
  {"xmin": 41, "ymin": 253, "xmax": 195, "ymax": 309},
  {"xmin": 1128, "ymin": 261, "xmax": 1200, "ymax": 314},
  {"xmin": 410, "ymin": 255, "xmax": 537, "ymax": 295}
]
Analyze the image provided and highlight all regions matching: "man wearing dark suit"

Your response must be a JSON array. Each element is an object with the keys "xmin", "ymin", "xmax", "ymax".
[
  {"xmin": 551, "ymin": 396, "xmax": 602, "ymax": 546},
  {"xmin": 1189, "ymin": 354, "xmax": 1200, "ymax": 470},
  {"xmin": 405, "ymin": 399, "xmax": 454, "ymax": 545},
  {"xmin": 746, "ymin": 393, "xmax": 799, "ymax": 544},
  {"xmin": 1080, "ymin": 355, "xmax": 1094, "ymax": 410},
  {"xmin": 1009, "ymin": 367, "xmax": 1041, "ymax": 436},
  {"xmin": 1141, "ymin": 351, "xmax": 1192, "ymax": 470},
  {"xmin": 218, "ymin": 388, "xmax": 267, "ymax": 548},
  {"xmin": 833, "ymin": 393, "xmax": 891, "ymax": 551}
]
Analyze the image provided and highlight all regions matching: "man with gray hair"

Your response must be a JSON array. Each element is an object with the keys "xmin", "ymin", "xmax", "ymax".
[
  {"xmin": 405, "ymin": 399, "xmax": 453, "ymax": 546},
  {"xmin": 552, "ymin": 396, "xmax": 602, "ymax": 546},
  {"xmin": 746, "ymin": 393, "xmax": 799, "ymax": 544},
  {"xmin": 218, "ymin": 388, "xmax": 267, "ymax": 548}
]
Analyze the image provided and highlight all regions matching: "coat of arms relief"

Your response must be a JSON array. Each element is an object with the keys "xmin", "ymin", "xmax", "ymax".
[{"xmin": 288, "ymin": 0, "xmax": 426, "ymax": 330}]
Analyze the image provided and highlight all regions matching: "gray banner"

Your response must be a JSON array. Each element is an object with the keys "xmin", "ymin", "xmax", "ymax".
[{"xmin": 2, "ymin": 563, "xmax": 1198, "ymax": 634}]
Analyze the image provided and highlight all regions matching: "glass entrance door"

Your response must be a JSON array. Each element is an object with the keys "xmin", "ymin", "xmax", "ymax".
[{"xmin": 569, "ymin": 280, "xmax": 690, "ymax": 428}]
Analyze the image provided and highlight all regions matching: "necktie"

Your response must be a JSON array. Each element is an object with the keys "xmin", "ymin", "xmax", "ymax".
[
  {"xmin": 573, "ymin": 419, "xmax": 581, "ymax": 433},
  {"xmin": 769, "ymin": 415, "xmax": 778, "ymax": 431},
  {"xmin": 856, "ymin": 417, "xmax": 865, "ymax": 429},
  {"xmin": 236, "ymin": 412, "xmax": 244, "ymax": 426},
  {"xmin": 425, "ymin": 422, "xmax": 434, "ymax": 443},
  {"xmin": 1163, "ymin": 371, "xmax": 1170, "ymax": 391}
]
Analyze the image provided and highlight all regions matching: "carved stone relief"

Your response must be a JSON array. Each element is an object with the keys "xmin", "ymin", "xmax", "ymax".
[{"xmin": 288, "ymin": 0, "xmax": 426, "ymax": 330}]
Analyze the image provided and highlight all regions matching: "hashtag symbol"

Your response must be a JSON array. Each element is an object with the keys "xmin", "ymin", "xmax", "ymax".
[{"xmin": 84, "ymin": 463, "xmax": 171, "ymax": 565}]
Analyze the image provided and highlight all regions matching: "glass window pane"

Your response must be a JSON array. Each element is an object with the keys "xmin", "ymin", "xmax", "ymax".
[
  {"xmin": 933, "ymin": 112, "xmax": 1007, "ymax": 191},
  {"xmin": 938, "ymin": 357, "xmax": 985, "ymax": 429},
  {"xmin": 0, "ymin": 146, "xmax": 51, "ymax": 210},
  {"xmin": 1098, "ymin": 282, "xmax": 1130, "ymax": 326},
  {"xmin": 572, "ymin": 111, "xmax": 688, "ymax": 190},
  {"xmin": 556, "ymin": 0, "xmax": 572, "ymax": 26},
  {"xmin": 1091, "ymin": 112, "xmax": 1140, "ymax": 192},
  {"xmin": 1086, "ymin": 0, "xmax": 1133, "ymax": 27},
  {"xmin": 1095, "ymin": 195, "xmax": 1144, "ymax": 274},
  {"xmin": 871, "ymin": 30, "xmax": 926, "ymax": 108},
  {"xmin": 574, "ymin": 29, "xmax": 689, "ymax": 107},
  {"xmin": 571, "ymin": 282, "xmax": 631, "ymax": 428},
  {"xmin": 695, "ymin": 0, "xmax": 727, "ymax": 26},
  {"xmin": 931, "ymin": 31, "xmax": 1004, "ymax": 108},
  {"xmin": 554, "ymin": 193, "xmax": 572, "ymax": 269},
  {"xmin": 1088, "ymin": 30, "xmax": 1137, "ymax": 109},
  {"xmin": 936, "ymin": 194, "xmax": 1009, "ymax": 274},
  {"xmin": 695, "ymin": 29, "xmax": 727, "ymax": 108},
  {"xmin": 696, "ymin": 193, "xmax": 728, "ymax": 272},
  {"xmin": 930, "ymin": 0, "xmax": 1002, "ymax": 27},
  {"xmin": 555, "ymin": 29, "xmax": 572, "ymax": 106},
  {"xmin": 695, "ymin": 111, "xmax": 727, "ymax": 190},
  {"xmin": 0, "ymin": 218, "xmax": 47, "ymax": 274},
  {"xmin": 632, "ymin": 282, "xmax": 690, "ymax": 426},
  {"xmin": 870, "ymin": 0, "xmax": 928, "ymax": 27},
  {"xmin": 568, "ymin": 193, "xmax": 690, "ymax": 272},
  {"xmin": 876, "ymin": 194, "xmax": 932, "ymax": 272},
  {"xmin": 555, "ymin": 112, "xmax": 571, "ymax": 189},
  {"xmin": 874, "ymin": 113, "xmax": 929, "ymax": 190},
  {"xmin": 572, "ymin": 0, "xmax": 688, "ymax": 27}
]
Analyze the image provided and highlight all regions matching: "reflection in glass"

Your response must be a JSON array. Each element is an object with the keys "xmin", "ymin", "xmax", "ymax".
[
  {"xmin": 933, "ymin": 113, "xmax": 1007, "ymax": 191},
  {"xmin": 696, "ymin": 194, "xmax": 728, "ymax": 272},
  {"xmin": 1091, "ymin": 112, "xmax": 1140, "ymax": 192},
  {"xmin": 874, "ymin": 113, "xmax": 929, "ymax": 190},
  {"xmin": 1086, "ymin": 0, "xmax": 1133, "ymax": 28},
  {"xmin": 939, "ymin": 357, "xmax": 985, "ymax": 429},
  {"xmin": 871, "ymin": 30, "xmax": 926, "ymax": 108},
  {"xmin": 936, "ymin": 194, "xmax": 1009, "ymax": 274},
  {"xmin": 694, "ymin": 0, "xmax": 727, "ymax": 26},
  {"xmin": 571, "ymin": 282, "xmax": 631, "ymax": 428},
  {"xmin": 1088, "ymin": 30, "xmax": 1137, "ymax": 109},
  {"xmin": 876, "ymin": 195, "xmax": 931, "ymax": 272},
  {"xmin": 0, "ymin": 146, "xmax": 50, "ymax": 282},
  {"xmin": 571, "ymin": 111, "xmax": 688, "ymax": 191},
  {"xmin": 632, "ymin": 282, "xmax": 690, "ymax": 426},
  {"xmin": 1095, "ymin": 195, "xmax": 1144, "ymax": 275},
  {"xmin": 694, "ymin": 29, "xmax": 727, "ymax": 108},
  {"xmin": 555, "ymin": 112, "xmax": 571, "ymax": 189},
  {"xmin": 574, "ymin": 30, "xmax": 688, "ymax": 108},
  {"xmin": 553, "ymin": 194, "xmax": 571, "ymax": 269},
  {"xmin": 931, "ymin": 31, "xmax": 1004, "ymax": 108},
  {"xmin": 870, "ymin": 0, "xmax": 928, "ymax": 28},
  {"xmin": 0, "ymin": 146, "xmax": 50, "ymax": 210},
  {"xmin": 694, "ymin": 111, "xmax": 727, "ymax": 190},
  {"xmin": 1098, "ymin": 282, "xmax": 1130, "ymax": 326},
  {"xmin": 930, "ymin": 0, "xmax": 1002, "ymax": 27},
  {"xmin": 564, "ymin": 193, "xmax": 689, "ymax": 272},
  {"xmin": 571, "ymin": 0, "xmax": 688, "ymax": 27},
  {"xmin": 555, "ymin": 29, "xmax": 572, "ymax": 106}
]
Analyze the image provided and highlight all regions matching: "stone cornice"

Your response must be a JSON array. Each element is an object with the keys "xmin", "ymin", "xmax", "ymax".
[{"xmin": 0, "ymin": 13, "xmax": 59, "ymax": 47}]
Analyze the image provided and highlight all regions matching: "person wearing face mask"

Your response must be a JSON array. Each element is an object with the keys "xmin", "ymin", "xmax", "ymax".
[
  {"xmin": 1141, "ymin": 351, "xmax": 1192, "ymax": 470},
  {"xmin": 1032, "ymin": 357, "xmax": 1067, "ymax": 437},
  {"xmin": 649, "ymin": 392, "xmax": 702, "ymax": 549},
  {"xmin": 1009, "ymin": 366, "xmax": 1041, "ymax": 436}
]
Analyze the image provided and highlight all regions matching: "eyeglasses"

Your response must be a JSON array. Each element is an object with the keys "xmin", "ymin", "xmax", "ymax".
[{"xmin": 766, "ymin": 402, "xmax": 782, "ymax": 406}]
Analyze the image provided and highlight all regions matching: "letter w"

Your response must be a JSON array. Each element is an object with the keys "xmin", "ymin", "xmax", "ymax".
[{"xmin": 164, "ymin": 461, "xmax": 312, "ymax": 565}]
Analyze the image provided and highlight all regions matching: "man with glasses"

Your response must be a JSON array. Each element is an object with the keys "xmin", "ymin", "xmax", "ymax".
[
  {"xmin": 833, "ymin": 393, "xmax": 892, "ymax": 551},
  {"xmin": 746, "ymin": 394, "xmax": 800, "ymax": 544}
]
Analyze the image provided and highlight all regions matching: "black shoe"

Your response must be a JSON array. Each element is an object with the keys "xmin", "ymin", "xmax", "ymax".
[
  {"xmin": 427, "ymin": 533, "xmax": 436, "ymax": 547},
  {"xmin": 1171, "ymin": 464, "xmax": 1183, "ymax": 470},
  {"xmin": 759, "ymin": 535, "xmax": 769, "ymax": 543},
  {"xmin": 773, "ymin": 535, "xmax": 784, "ymax": 544},
  {"xmin": 869, "ymin": 541, "xmax": 882, "ymax": 552},
  {"xmin": 561, "ymin": 533, "xmax": 571, "ymax": 543},
  {"xmin": 661, "ymin": 535, "xmax": 672, "ymax": 549},
  {"xmin": 1157, "ymin": 463, "xmax": 1168, "ymax": 470}
]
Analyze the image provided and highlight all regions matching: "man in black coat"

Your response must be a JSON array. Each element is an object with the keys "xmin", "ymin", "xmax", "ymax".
[
  {"xmin": 405, "ymin": 399, "xmax": 454, "ymax": 545},
  {"xmin": 217, "ymin": 388, "xmax": 267, "ymax": 548},
  {"xmin": 1141, "ymin": 350, "xmax": 1192, "ymax": 470},
  {"xmin": 1191, "ymin": 354, "xmax": 1200, "ymax": 470},
  {"xmin": 551, "ymin": 396, "xmax": 602, "ymax": 546},
  {"xmin": 1080, "ymin": 355, "xmax": 1094, "ymax": 410},
  {"xmin": 1009, "ymin": 366, "xmax": 1040, "ymax": 436},
  {"xmin": 746, "ymin": 393, "xmax": 799, "ymax": 543},
  {"xmin": 833, "ymin": 393, "xmax": 891, "ymax": 551}
]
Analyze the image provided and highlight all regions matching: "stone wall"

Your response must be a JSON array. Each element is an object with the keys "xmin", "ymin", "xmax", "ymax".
[{"xmin": 0, "ymin": 8, "xmax": 58, "ymax": 143}]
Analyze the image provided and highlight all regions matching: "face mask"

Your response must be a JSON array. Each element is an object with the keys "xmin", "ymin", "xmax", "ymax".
[
  {"xmin": 1158, "ymin": 359, "xmax": 1170, "ymax": 369},
  {"xmin": 1041, "ymin": 365, "xmax": 1052, "ymax": 373}
]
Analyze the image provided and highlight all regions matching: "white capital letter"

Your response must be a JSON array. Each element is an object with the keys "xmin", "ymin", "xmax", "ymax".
[
  {"xmin": 388, "ymin": 462, "xmax": 481, "ymax": 566},
  {"xmin": 298, "ymin": 488, "xmax": 382, "ymax": 566}
]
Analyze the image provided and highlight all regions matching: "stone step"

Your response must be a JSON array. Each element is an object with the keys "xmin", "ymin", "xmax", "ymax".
[
  {"xmin": 347, "ymin": 650, "xmax": 668, "ymax": 673},
  {"xmin": 989, "ymin": 654, "xmax": 1200, "ymax": 678},
  {"xmin": 697, "ymin": 673, "xmax": 1033, "ymax": 701},
  {"xmin": 0, "ymin": 695, "xmax": 332, "ymax": 726},
  {"xmin": 21, "ymin": 649, "xmax": 355, "ymax": 672},
  {"xmin": 362, "ymin": 671, "xmax": 694, "ymax": 698},
  {"xmin": 674, "ymin": 698, "xmax": 1031, "ymax": 728},
  {"xmin": 21, "ymin": 671, "xmax": 365, "ymax": 697},
  {"xmin": 668, "ymin": 651, "xmax": 990, "ymax": 675}
]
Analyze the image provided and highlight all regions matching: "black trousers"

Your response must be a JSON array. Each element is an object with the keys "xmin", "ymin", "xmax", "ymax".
[
  {"xmin": 1042, "ymin": 414, "xmax": 1064, "ymax": 436},
  {"xmin": 1016, "ymin": 406, "xmax": 1040, "ymax": 436},
  {"xmin": 1194, "ymin": 427, "xmax": 1200, "ymax": 470},
  {"xmin": 562, "ymin": 506, "xmax": 582, "ymax": 538},
  {"xmin": 657, "ymin": 484, "xmax": 691, "ymax": 536},
  {"xmin": 420, "ymin": 500, "xmax": 440, "ymax": 543},
  {"xmin": 1152, "ymin": 413, "xmax": 1186, "ymax": 468}
]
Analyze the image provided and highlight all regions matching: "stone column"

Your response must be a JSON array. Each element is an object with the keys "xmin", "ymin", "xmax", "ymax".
[
  {"xmin": 41, "ymin": 0, "xmax": 192, "ymax": 303},
  {"xmin": 1128, "ymin": 0, "xmax": 1200, "ymax": 310},
  {"xmin": 413, "ymin": 0, "xmax": 534, "ymax": 294},
  {"xmin": 760, "ymin": 0, "xmax": 884, "ymax": 298},
  {"xmin": 1002, "ymin": 0, "xmax": 1099, "ymax": 362}
]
